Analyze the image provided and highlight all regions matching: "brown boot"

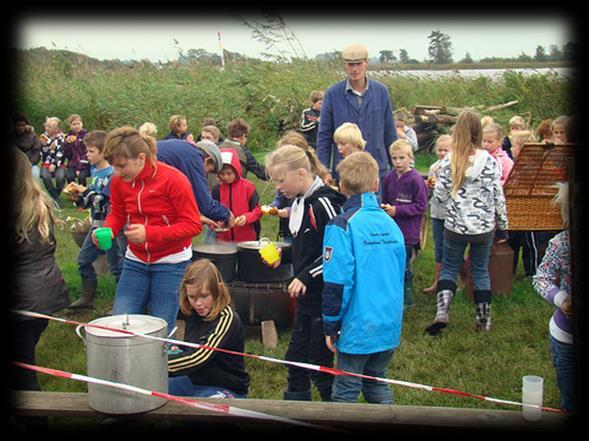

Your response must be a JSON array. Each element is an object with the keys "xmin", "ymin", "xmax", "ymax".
[
  {"xmin": 423, "ymin": 262, "xmax": 442, "ymax": 294},
  {"xmin": 68, "ymin": 278, "xmax": 97, "ymax": 309}
]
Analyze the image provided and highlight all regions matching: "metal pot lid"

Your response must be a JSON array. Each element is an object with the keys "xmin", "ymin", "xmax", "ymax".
[
  {"xmin": 193, "ymin": 242, "xmax": 238, "ymax": 254},
  {"xmin": 236, "ymin": 240, "xmax": 290, "ymax": 250},
  {"xmin": 85, "ymin": 314, "xmax": 167, "ymax": 338}
]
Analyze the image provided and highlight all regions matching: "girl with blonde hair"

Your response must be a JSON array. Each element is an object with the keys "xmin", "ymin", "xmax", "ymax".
[
  {"xmin": 9, "ymin": 148, "xmax": 69, "ymax": 427},
  {"xmin": 168, "ymin": 259, "xmax": 249, "ymax": 398},
  {"xmin": 426, "ymin": 110, "xmax": 508, "ymax": 335},
  {"xmin": 266, "ymin": 145, "xmax": 346, "ymax": 401}
]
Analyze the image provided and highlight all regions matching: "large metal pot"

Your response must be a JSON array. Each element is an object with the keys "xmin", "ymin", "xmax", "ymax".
[
  {"xmin": 192, "ymin": 242, "xmax": 238, "ymax": 282},
  {"xmin": 236, "ymin": 239, "xmax": 293, "ymax": 283},
  {"xmin": 77, "ymin": 314, "xmax": 168, "ymax": 414}
]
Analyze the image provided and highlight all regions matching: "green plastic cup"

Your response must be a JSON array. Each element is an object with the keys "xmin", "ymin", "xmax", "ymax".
[{"xmin": 95, "ymin": 227, "xmax": 113, "ymax": 250}]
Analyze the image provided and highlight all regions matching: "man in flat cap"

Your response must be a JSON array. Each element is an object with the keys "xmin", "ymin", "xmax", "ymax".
[{"xmin": 317, "ymin": 44, "xmax": 397, "ymax": 184}]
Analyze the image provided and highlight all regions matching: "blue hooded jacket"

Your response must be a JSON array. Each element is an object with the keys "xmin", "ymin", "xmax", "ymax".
[{"xmin": 322, "ymin": 192, "xmax": 405, "ymax": 354}]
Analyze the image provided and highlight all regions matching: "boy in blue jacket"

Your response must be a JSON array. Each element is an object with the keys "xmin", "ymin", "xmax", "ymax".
[{"xmin": 322, "ymin": 151, "xmax": 406, "ymax": 403}]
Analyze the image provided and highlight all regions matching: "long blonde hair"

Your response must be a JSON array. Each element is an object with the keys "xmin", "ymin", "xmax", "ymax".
[
  {"xmin": 266, "ymin": 144, "xmax": 312, "ymax": 177},
  {"xmin": 450, "ymin": 110, "xmax": 482, "ymax": 197},
  {"xmin": 10, "ymin": 148, "xmax": 61, "ymax": 244}
]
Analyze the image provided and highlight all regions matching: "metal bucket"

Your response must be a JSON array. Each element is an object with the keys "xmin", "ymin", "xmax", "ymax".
[{"xmin": 77, "ymin": 314, "xmax": 168, "ymax": 414}]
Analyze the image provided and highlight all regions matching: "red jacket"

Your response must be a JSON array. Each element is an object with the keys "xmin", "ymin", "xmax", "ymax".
[
  {"xmin": 105, "ymin": 160, "xmax": 202, "ymax": 263},
  {"xmin": 213, "ymin": 149, "xmax": 262, "ymax": 242}
]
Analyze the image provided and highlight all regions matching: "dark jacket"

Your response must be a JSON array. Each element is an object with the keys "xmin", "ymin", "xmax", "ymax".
[
  {"xmin": 63, "ymin": 129, "xmax": 89, "ymax": 170},
  {"xmin": 290, "ymin": 185, "xmax": 346, "ymax": 315},
  {"xmin": 168, "ymin": 306, "xmax": 249, "ymax": 396},
  {"xmin": 10, "ymin": 226, "xmax": 70, "ymax": 321},
  {"xmin": 156, "ymin": 139, "xmax": 231, "ymax": 223},
  {"xmin": 10, "ymin": 132, "xmax": 41, "ymax": 165}
]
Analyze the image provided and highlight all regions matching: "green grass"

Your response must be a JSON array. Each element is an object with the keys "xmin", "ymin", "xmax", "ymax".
[{"xmin": 35, "ymin": 152, "xmax": 560, "ymax": 420}]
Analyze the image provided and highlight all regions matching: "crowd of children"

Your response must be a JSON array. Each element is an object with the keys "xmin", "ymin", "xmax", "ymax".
[{"xmin": 9, "ymin": 100, "xmax": 577, "ymax": 416}]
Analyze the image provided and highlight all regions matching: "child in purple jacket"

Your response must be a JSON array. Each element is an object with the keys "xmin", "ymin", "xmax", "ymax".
[
  {"xmin": 381, "ymin": 139, "xmax": 429, "ymax": 308},
  {"xmin": 63, "ymin": 114, "xmax": 90, "ymax": 186}
]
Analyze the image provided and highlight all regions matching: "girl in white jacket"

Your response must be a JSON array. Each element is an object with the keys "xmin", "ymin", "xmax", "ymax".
[{"xmin": 426, "ymin": 110, "xmax": 508, "ymax": 335}]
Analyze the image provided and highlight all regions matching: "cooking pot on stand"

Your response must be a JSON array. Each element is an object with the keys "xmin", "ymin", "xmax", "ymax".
[
  {"xmin": 236, "ymin": 238, "xmax": 292, "ymax": 283},
  {"xmin": 76, "ymin": 314, "xmax": 168, "ymax": 414},
  {"xmin": 192, "ymin": 242, "xmax": 238, "ymax": 282}
]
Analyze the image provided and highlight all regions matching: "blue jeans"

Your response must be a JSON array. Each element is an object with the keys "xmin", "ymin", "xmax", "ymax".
[
  {"xmin": 168, "ymin": 375, "xmax": 247, "ymax": 399},
  {"xmin": 431, "ymin": 218, "xmax": 445, "ymax": 263},
  {"xmin": 78, "ymin": 228, "xmax": 123, "ymax": 281},
  {"xmin": 441, "ymin": 234, "xmax": 492, "ymax": 292},
  {"xmin": 113, "ymin": 258, "xmax": 189, "ymax": 334},
  {"xmin": 549, "ymin": 335, "xmax": 576, "ymax": 413},
  {"xmin": 332, "ymin": 350, "xmax": 395, "ymax": 404}
]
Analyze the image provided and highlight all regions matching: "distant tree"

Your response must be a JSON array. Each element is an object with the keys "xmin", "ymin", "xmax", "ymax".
[
  {"xmin": 398, "ymin": 49, "xmax": 410, "ymax": 64},
  {"xmin": 379, "ymin": 50, "xmax": 397, "ymax": 64},
  {"xmin": 534, "ymin": 45, "xmax": 547, "ymax": 62},
  {"xmin": 427, "ymin": 30, "xmax": 454, "ymax": 64},
  {"xmin": 548, "ymin": 44, "xmax": 563, "ymax": 61},
  {"xmin": 517, "ymin": 52, "xmax": 533, "ymax": 62},
  {"xmin": 561, "ymin": 41, "xmax": 577, "ymax": 61},
  {"xmin": 460, "ymin": 52, "xmax": 474, "ymax": 64}
]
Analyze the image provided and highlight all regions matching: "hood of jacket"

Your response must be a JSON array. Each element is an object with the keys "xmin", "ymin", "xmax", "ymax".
[
  {"xmin": 220, "ymin": 147, "xmax": 243, "ymax": 181},
  {"xmin": 465, "ymin": 149, "xmax": 492, "ymax": 180}
]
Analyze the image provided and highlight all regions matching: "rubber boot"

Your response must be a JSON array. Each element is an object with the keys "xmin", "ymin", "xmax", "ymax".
[
  {"xmin": 425, "ymin": 280, "xmax": 456, "ymax": 336},
  {"xmin": 474, "ymin": 290, "xmax": 493, "ymax": 332},
  {"xmin": 423, "ymin": 262, "xmax": 442, "ymax": 294},
  {"xmin": 283, "ymin": 389, "xmax": 312, "ymax": 401},
  {"xmin": 68, "ymin": 278, "xmax": 97, "ymax": 309}
]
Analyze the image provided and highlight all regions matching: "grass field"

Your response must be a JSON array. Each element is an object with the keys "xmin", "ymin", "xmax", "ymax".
[{"xmin": 33, "ymin": 151, "xmax": 561, "ymax": 429}]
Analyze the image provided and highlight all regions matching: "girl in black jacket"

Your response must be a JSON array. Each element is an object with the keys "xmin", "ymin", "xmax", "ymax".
[
  {"xmin": 266, "ymin": 145, "xmax": 345, "ymax": 402},
  {"xmin": 168, "ymin": 259, "xmax": 249, "ymax": 398}
]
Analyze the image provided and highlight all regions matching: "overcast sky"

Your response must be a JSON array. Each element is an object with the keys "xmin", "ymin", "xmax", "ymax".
[{"xmin": 15, "ymin": 12, "xmax": 575, "ymax": 63}]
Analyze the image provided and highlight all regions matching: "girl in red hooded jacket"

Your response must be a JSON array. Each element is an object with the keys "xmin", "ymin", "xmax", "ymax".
[
  {"xmin": 212, "ymin": 148, "xmax": 262, "ymax": 242},
  {"xmin": 97, "ymin": 127, "xmax": 202, "ymax": 334}
]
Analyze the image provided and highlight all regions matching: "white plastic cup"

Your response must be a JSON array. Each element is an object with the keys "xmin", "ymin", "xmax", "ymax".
[{"xmin": 522, "ymin": 375, "xmax": 544, "ymax": 421}]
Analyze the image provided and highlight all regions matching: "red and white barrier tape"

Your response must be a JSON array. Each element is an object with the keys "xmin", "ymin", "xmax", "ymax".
[
  {"xmin": 13, "ymin": 310, "xmax": 562, "ymax": 413},
  {"xmin": 11, "ymin": 361, "xmax": 332, "ymax": 430}
]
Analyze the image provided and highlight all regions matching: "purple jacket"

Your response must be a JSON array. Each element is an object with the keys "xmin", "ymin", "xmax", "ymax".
[
  {"xmin": 381, "ymin": 168, "xmax": 429, "ymax": 246},
  {"xmin": 63, "ymin": 129, "xmax": 89, "ymax": 170}
]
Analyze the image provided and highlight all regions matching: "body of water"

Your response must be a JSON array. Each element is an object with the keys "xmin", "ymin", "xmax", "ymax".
[{"xmin": 371, "ymin": 67, "xmax": 575, "ymax": 80}]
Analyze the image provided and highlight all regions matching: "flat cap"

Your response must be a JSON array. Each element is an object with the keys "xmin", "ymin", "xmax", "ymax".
[
  {"xmin": 342, "ymin": 44, "xmax": 368, "ymax": 63},
  {"xmin": 195, "ymin": 140, "xmax": 223, "ymax": 173}
]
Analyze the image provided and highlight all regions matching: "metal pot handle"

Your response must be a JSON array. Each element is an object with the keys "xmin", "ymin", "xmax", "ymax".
[{"xmin": 75, "ymin": 324, "xmax": 86, "ymax": 347}]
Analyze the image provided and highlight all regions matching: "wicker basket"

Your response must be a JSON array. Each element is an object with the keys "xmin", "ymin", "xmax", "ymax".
[{"xmin": 504, "ymin": 143, "xmax": 575, "ymax": 231}]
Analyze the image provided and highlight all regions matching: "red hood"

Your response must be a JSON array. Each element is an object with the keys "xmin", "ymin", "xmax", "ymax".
[{"xmin": 219, "ymin": 148, "xmax": 243, "ymax": 179}]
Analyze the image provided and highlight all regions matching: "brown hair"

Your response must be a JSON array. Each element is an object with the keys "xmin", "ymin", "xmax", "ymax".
[
  {"xmin": 168, "ymin": 114, "xmax": 187, "ymax": 133},
  {"xmin": 103, "ymin": 126, "xmax": 157, "ymax": 163},
  {"xmin": 227, "ymin": 118, "xmax": 250, "ymax": 139},
  {"xmin": 83, "ymin": 130, "xmax": 108, "ymax": 153},
  {"xmin": 179, "ymin": 259, "xmax": 232, "ymax": 321}
]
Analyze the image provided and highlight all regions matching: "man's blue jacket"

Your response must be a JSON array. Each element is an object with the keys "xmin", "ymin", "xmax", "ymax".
[{"xmin": 316, "ymin": 78, "xmax": 397, "ymax": 178}]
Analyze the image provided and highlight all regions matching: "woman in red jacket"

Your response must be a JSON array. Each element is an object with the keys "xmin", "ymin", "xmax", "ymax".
[
  {"xmin": 212, "ymin": 148, "xmax": 262, "ymax": 242},
  {"xmin": 97, "ymin": 127, "xmax": 202, "ymax": 333}
]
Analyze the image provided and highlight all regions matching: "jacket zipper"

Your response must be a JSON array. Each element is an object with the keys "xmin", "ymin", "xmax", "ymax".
[{"xmin": 136, "ymin": 179, "xmax": 151, "ymax": 262}]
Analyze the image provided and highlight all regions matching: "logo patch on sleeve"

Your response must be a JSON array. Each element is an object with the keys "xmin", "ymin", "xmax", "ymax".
[{"xmin": 324, "ymin": 246, "xmax": 333, "ymax": 262}]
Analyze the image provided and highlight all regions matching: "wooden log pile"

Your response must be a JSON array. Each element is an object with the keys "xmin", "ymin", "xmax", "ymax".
[{"xmin": 396, "ymin": 100, "xmax": 519, "ymax": 152}]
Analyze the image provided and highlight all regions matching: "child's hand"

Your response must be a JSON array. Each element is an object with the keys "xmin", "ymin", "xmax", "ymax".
[
  {"xmin": 288, "ymin": 277, "xmax": 307, "ymax": 298},
  {"xmin": 66, "ymin": 134, "xmax": 77, "ymax": 143},
  {"xmin": 325, "ymin": 335, "xmax": 338, "ymax": 353},
  {"xmin": 277, "ymin": 208, "xmax": 289, "ymax": 218},
  {"xmin": 561, "ymin": 296, "xmax": 573, "ymax": 319},
  {"xmin": 382, "ymin": 203, "xmax": 396, "ymax": 217},
  {"xmin": 124, "ymin": 224, "xmax": 146, "ymax": 244},
  {"xmin": 234, "ymin": 215, "xmax": 247, "ymax": 227}
]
